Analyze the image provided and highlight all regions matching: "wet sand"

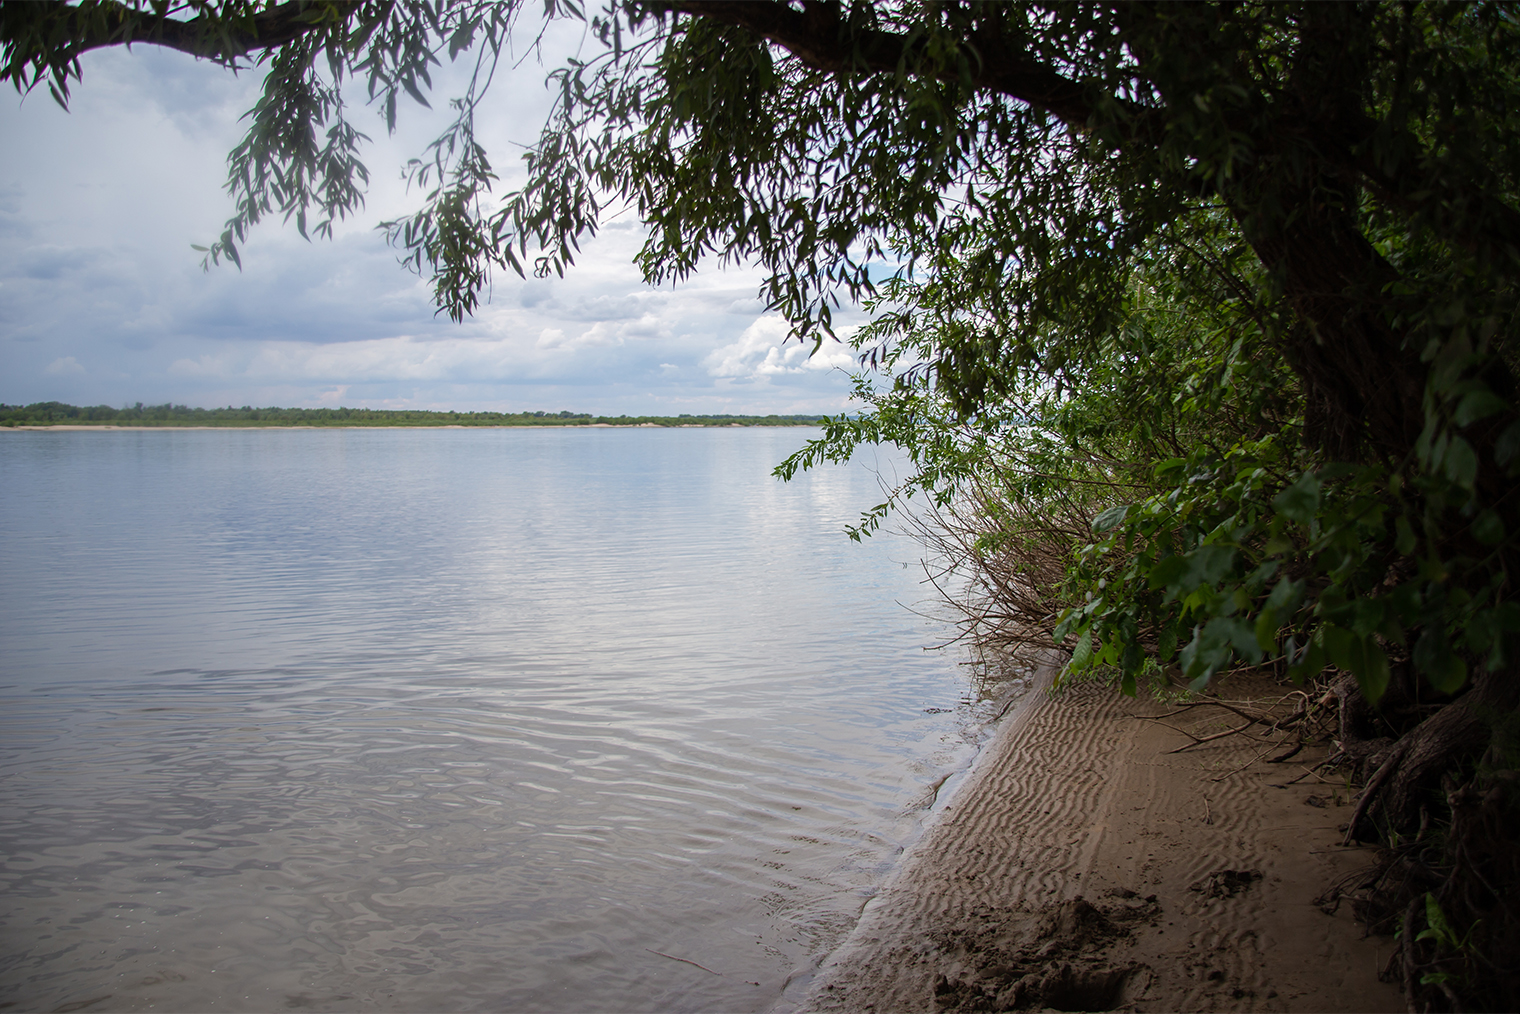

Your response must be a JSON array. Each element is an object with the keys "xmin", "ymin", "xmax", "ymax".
[{"xmin": 786, "ymin": 665, "xmax": 1402, "ymax": 1013}]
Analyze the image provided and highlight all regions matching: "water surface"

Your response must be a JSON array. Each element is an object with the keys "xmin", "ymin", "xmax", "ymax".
[{"xmin": 0, "ymin": 427, "xmax": 989, "ymax": 1012}]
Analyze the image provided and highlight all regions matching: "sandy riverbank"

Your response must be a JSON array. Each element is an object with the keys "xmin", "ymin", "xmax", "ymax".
[{"xmin": 784, "ymin": 666, "xmax": 1402, "ymax": 1013}]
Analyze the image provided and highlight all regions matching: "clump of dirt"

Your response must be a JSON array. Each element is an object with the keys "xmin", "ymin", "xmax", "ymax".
[
  {"xmin": 929, "ymin": 894, "xmax": 1159, "ymax": 1011},
  {"xmin": 1188, "ymin": 869, "xmax": 1262, "ymax": 900}
]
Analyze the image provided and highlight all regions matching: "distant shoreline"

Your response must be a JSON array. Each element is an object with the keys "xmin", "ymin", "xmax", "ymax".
[
  {"xmin": 1, "ymin": 422, "xmax": 819, "ymax": 431},
  {"xmin": 2, "ymin": 401, "xmax": 832, "ymax": 428},
  {"xmin": 0, "ymin": 403, "xmax": 828, "ymax": 430}
]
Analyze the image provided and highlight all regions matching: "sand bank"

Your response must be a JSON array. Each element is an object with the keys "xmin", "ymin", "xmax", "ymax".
[{"xmin": 786, "ymin": 667, "xmax": 1401, "ymax": 1013}]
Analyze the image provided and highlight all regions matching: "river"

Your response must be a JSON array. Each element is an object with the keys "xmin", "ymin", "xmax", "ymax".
[{"xmin": 0, "ymin": 426, "xmax": 994, "ymax": 1012}]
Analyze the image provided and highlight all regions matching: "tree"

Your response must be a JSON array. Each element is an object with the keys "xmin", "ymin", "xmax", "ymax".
[{"xmin": 7, "ymin": 2, "xmax": 1520, "ymax": 1007}]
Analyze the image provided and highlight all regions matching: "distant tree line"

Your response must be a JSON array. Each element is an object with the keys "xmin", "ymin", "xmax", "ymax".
[{"xmin": 0, "ymin": 402, "xmax": 824, "ymax": 429}]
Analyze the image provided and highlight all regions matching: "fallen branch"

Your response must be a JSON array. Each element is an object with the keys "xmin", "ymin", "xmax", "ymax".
[
  {"xmin": 1211, "ymin": 742, "xmax": 1283, "ymax": 782},
  {"xmin": 1267, "ymin": 742, "xmax": 1305, "ymax": 764},
  {"xmin": 1269, "ymin": 763, "xmax": 1334, "ymax": 788},
  {"xmin": 1167, "ymin": 720, "xmax": 1258, "ymax": 753},
  {"xmin": 1170, "ymin": 699, "xmax": 1278, "ymax": 727},
  {"xmin": 645, "ymin": 949, "xmax": 725, "ymax": 977}
]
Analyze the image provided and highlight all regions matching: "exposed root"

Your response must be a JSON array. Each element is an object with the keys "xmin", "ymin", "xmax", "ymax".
[{"xmin": 1318, "ymin": 672, "xmax": 1520, "ymax": 1012}]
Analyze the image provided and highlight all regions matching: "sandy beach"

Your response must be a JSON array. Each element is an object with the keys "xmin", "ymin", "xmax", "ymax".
[{"xmin": 786, "ymin": 665, "xmax": 1402, "ymax": 1013}]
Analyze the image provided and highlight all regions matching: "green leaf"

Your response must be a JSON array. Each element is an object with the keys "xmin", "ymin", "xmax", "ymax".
[
  {"xmin": 1069, "ymin": 629, "xmax": 1095, "ymax": 671},
  {"xmin": 1476, "ymin": 601, "xmax": 1520, "ymax": 669},
  {"xmin": 1244, "ymin": 560, "xmax": 1280, "ymax": 593},
  {"xmin": 1157, "ymin": 621, "xmax": 1180, "ymax": 662},
  {"xmin": 1395, "ymin": 515, "xmax": 1417, "ymax": 555},
  {"xmin": 1349, "ymin": 598, "xmax": 1388, "ymax": 639},
  {"xmin": 1444, "ymin": 436, "xmax": 1479, "ymax": 489},
  {"xmin": 1419, "ymin": 894, "xmax": 1455, "ymax": 950},
  {"xmin": 1091, "ymin": 503, "xmax": 1130, "ymax": 534},
  {"xmin": 1153, "ymin": 457, "xmax": 1187, "ymax": 480},
  {"xmin": 1223, "ymin": 616, "xmax": 1263, "ymax": 661},
  {"xmin": 1354, "ymin": 639, "xmax": 1391, "ymax": 704},
  {"xmin": 1472, "ymin": 510, "xmax": 1505, "ymax": 546},
  {"xmin": 1122, "ymin": 640, "xmax": 1144, "ymax": 678},
  {"xmin": 1254, "ymin": 608, "xmax": 1279, "ymax": 654},
  {"xmin": 1178, "ymin": 625, "xmax": 1204, "ymax": 679},
  {"xmin": 1146, "ymin": 555, "xmax": 1188, "ymax": 591},
  {"xmin": 1272, "ymin": 471, "xmax": 1321, "ymax": 524},
  {"xmin": 1286, "ymin": 635, "xmax": 1326, "ymax": 684},
  {"xmin": 1389, "ymin": 582, "xmax": 1423, "ymax": 624},
  {"xmin": 1496, "ymin": 420, "xmax": 1520, "ymax": 467},
  {"xmin": 1454, "ymin": 389, "xmax": 1509, "ymax": 427},
  {"xmin": 1322, "ymin": 625, "xmax": 1390, "ymax": 703},
  {"xmin": 1265, "ymin": 577, "xmax": 1304, "ymax": 612},
  {"xmin": 1175, "ymin": 545, "xmax": 1238, "ymax": 595},
  {"xmin": 1321, "ymin": 624, "xmax": 1358, "ymax": 671},
  {"xmin": 1415, "ymin": 627, "xmax": 1469, "ymax": 694},
  {"xmin": 1180, "ymin": 615, "xmax": 1258, "ymax": 686}
]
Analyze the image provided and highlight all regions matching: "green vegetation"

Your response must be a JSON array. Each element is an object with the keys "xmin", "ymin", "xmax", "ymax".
[
  {"xmin": 7, "ymin": 3, "xmax": 1520, "ymax": 1006},
  {"xmin": 0, "ymin": 402, "xmax": 823, "ymax": 429}
]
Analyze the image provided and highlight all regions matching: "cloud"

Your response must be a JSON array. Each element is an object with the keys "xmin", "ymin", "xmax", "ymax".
[
  {"xmin": 0, "ymin": 41, "xmax": 866, "ymax": 416},
  {"xmin": 44, "ymin": 356, "xmax": 85, "ymax": 376},
  {"xmin": 524, "ymin": 291, "xmax": 651, "ymax": 322},
  {"xmin": 703, "ymin": 316, "xmax": 856, "ymax": 380},
  {"xmin": 168, "ymin": 334, "xmax": 537, "ymax": 384},
  {"xmin": 15, "ymin": 245, "xmax": 103, "ymax": 281}
]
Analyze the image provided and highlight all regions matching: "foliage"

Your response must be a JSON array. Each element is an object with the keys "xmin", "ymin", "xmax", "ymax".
[{"xmin": 757, "ymin": 4, "xmax": 1520, "ymax": 716}]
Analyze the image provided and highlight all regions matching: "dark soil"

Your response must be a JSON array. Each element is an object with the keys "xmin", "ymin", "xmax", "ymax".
[{"xmin": 929, "ymin": 893, "xmax": 1161, "ymax": 1012}]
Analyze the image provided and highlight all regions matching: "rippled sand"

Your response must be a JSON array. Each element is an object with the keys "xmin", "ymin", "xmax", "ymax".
[{"xmin": 792, "ymin": 664, "xmax": 1402, "ymax": 1013}]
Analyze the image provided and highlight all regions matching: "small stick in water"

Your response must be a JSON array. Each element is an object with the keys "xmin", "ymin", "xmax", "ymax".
[{"xmin": 645, "ymin": 949, "xmax": 724, "ymax": 977}]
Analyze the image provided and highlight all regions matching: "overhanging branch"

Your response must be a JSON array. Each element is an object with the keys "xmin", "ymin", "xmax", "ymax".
[
  {"xmin": 26, "ymin": 0, "xmax": 327, "ymax": 67},
  {"xmin": 651, "ymin": 0, "xmax": 1101, "ymax": 127}
]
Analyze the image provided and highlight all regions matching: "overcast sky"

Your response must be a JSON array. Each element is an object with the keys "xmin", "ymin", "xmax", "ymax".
[{"xmin": 0, "ymin": 26, "xmax": 862, "ymax": 415}]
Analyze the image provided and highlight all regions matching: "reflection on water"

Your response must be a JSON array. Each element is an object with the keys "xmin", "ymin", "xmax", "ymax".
[{"xmin": 0, "ymin": 428, "xmax": 989, "ymax": 1012}]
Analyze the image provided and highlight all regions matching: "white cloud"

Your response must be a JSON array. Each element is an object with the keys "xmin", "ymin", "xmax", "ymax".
[
  {"xmin": 534, "ymin": 312, "xmax": 672, "ymax": 350},
  {"xmin": 168, "ymin": 334, "xmax": 543, "ymax": 384},
  {"xmin": 0, "ymin": 40, "xmax": 867, "ymax": 416},
  {"xmin": 44, "ymin": 356, "xmax": 85, "ymax": 376},
  {"xmin": 703, "ymin": 316, "xmax": 856, "ymax": 379},
  {"xmin": 535, "ymin": 291, "xmax": 651, "ymax": 321}
]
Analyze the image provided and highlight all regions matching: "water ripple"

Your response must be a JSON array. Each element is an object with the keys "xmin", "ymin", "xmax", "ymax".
[{"xmin": 0, "ymin": 428, "xmax": 994, "ymax": 1012}]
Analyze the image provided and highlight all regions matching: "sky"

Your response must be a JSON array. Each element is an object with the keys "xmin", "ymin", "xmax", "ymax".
[{"xmin": 0, "ymin": 24, "xmax": 862, "ymax": 416}]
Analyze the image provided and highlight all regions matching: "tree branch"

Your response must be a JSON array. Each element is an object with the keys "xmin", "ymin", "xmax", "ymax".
[
  {"xmin": 36, "ymin": 0, "xmax": 326, "ymax": 67},
  {"xmin": 652, "ymin": 0, "xmax": 1101, "ymax": 126}
]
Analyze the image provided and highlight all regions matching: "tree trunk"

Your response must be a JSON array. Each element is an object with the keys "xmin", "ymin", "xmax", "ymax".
[
  {"xmin": 1346, "ymin": 665, "xmax": 1520, "ymax": 844},
  {"xmin": 1239, "ymin": 198, "xmax": 1428, "ymax": 463}
]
